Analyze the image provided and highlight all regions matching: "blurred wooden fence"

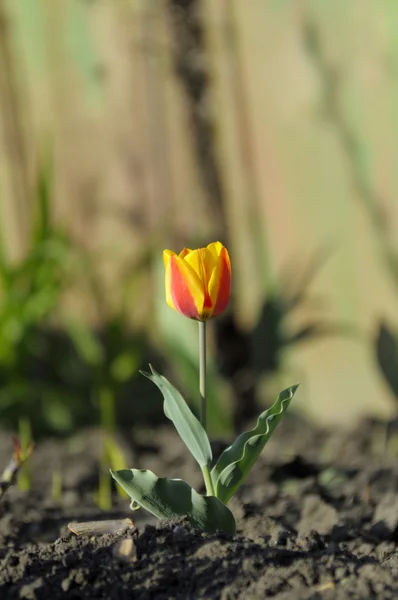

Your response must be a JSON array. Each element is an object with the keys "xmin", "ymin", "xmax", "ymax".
[{"xmin": 1, "ymin": 0, "xmax": 398, "ymax": 424}]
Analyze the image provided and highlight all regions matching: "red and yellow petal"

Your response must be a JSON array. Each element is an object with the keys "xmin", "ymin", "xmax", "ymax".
[
  {"xmin": 163, "ymin": 242, "xmax": 231, "ymax": 321},
  {"xmin": 207, "ymin": 241, "xmax": 224, "ymax": 259},
  {"xmin": 168, "ymin": 254, "xmax": 206, "ymax": 320},
  {"xmin": 179, "ymin": 247, "xmax": 192, "ymax": 259},
  {"xmin": 163, "ymin": 249, "xmax": 176, "ymax": 269},
  {"xmin": 184, "ymin": 248, "xmax": 215, "ymax": 318},
  {"xmin": 184, "ymin": 248, "xmax": 215, "ymax": 285},
  {"xmin": 210, "ymin": 246, "xmax": 231, "ymax": 317}
]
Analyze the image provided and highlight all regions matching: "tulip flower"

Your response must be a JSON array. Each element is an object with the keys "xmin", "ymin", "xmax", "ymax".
[
  {"xmin": 163, "ymin": 242, "xmax": 231, "ymax": 322},
  {"xmin": 110, "ymin": 241, "xmax": 296, "ymax": 535},
  {"xmin": 163, "ymin": 241, "xmax": 231, "ymax": 432}
]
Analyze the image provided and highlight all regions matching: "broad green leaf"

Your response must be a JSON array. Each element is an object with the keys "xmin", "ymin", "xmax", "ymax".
[
  {"xmin": 141, "ymin": 366, "xmax": 212, "ymax": 469},
  {"xmin": 111, "ymin": 468, "xmax": 236, "ymax": 535},
  {"xmin": 211, "ymin": 384, "xmax": 299, "ymax": 504}
]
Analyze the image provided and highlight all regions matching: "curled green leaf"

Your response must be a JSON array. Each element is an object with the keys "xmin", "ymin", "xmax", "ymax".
[
  {"xmin": 111, "ymin": 468, "xmax": 236, "ymax": 535},
  {"xmin": 211, "ymin": 384, "xmax": 299, "ymax": 504},
  {"xmin": 141, "ymin": 366, "xmax": 212, "ymax": 469}
]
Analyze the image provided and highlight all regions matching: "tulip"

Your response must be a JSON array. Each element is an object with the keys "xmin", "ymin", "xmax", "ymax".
[{"xmin": 163, "ymin": 242, "xmax": 231, "ymax": 321}]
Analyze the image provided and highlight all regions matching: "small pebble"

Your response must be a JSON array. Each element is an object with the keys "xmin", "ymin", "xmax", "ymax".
[
  {"xmin": 113, "ymin": 537, "xmax": 137, "ymax": 563},
  {"xmin": 172, "ymin": 525, "xmax": 188, "ymax": 542}
]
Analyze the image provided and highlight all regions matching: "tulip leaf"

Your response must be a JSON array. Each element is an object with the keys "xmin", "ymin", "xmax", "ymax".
[
  {"xmin": 140, "ymin": 366, "xmax": 212, "ymax": 468},
  {"xmin": 111, "ymin": 468, "xmax": 236, "ymax": 535},
  {"xmin": 211, "ymin": 384, "xmax": 299, "ymax": 504}
]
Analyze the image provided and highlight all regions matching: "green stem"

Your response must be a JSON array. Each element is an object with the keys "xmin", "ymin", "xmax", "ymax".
[
  {"xmin": 202, "ymin": 464, "xmax": 215, "ymax": 497},
  {"xmin": 198, "ymin": 320, "xmax": 207, "ymax": 432},
  {"xmin": 198, "ymin": 322, "xmax": 213, "ymax": 496}
]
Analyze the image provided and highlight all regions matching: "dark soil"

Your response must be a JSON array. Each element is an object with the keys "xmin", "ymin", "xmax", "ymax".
[{"xmin": 1, "ymin": 416, "xmax": 398, "ymax": 599}]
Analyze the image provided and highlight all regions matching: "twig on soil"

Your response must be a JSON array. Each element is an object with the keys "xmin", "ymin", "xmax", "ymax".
[
  {"xmin": 68, "ymin": 518, "xmax": 135, "ymax": 537},
  {"xmin": 0, "ymin": 438, "xmax": 34, "ymax": 503}
]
